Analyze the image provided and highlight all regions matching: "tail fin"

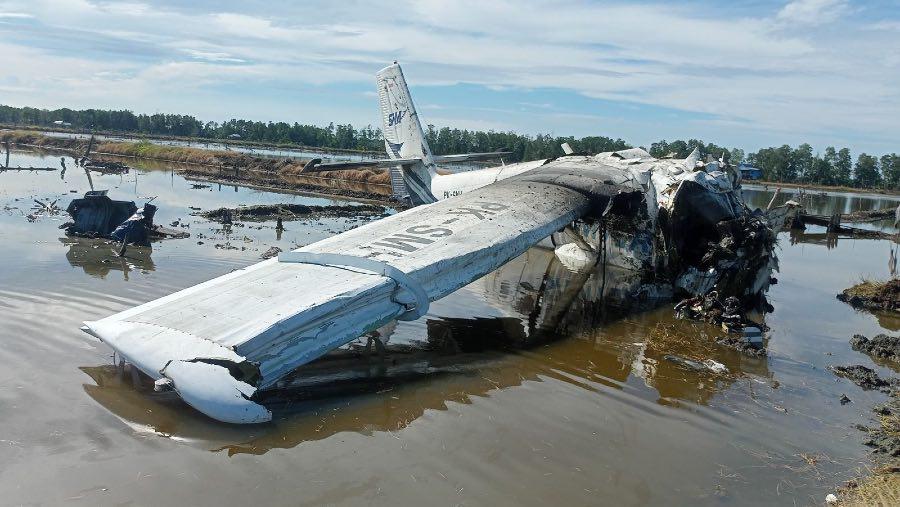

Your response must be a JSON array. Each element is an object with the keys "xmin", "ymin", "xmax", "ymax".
[{"xmin": 377, "ymin": 62, "xmax": 437, "ymax": 204}]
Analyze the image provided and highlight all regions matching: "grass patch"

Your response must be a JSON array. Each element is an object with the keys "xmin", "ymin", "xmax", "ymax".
[
  {"xmin": 844, "ymin": 280, "xmax": 895, "ymax": 299},
  {"xmin": 1, "ymin": 130, "xmax": 392, "ymax": 186},
  {"xmin": 840, "ymin": 464, "xmax": 900, "ymax": 506},
  {"xmin": 838, "ymin": 279, "xmax": 900, "ymax": 312}
]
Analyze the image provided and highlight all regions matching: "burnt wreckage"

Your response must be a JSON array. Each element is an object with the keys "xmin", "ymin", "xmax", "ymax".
[
  {"xmin": 550, "ymin": 149, "xmax": 784, "ymax": 307},
  {"xmin": 64, "ymin": 191, "xmax": 185, "ymax": 245}
]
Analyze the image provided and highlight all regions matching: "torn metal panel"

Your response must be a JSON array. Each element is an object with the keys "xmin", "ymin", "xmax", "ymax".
[
  {"xmin": 65, "ymin": 192, "xmax": 137, "ymax": 237},
  {"xmin": 64, "ymin": 191, "xmax": 167, "ymax": 246}
]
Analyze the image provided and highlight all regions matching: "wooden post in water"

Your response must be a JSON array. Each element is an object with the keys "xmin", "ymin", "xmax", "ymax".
[
  {"xmin": 766, "ymin": 187, "xmax": 781, "ymax": 211},
  {"xmin": 827, "ymin": 212, "xmax": 842, "ymax": 234},
  {"xmin": 3, "ymin": 140, "xmax": 9, "ymax": 169}
]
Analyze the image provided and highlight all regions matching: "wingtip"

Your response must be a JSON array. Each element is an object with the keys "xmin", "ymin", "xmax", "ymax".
[
  {"xmin": 80, "ymin": 321, "xmax": 101, "ymax": 341},
  {"xmin": 162, "ymin": 360, "xmax": 273, "ymax": 424}
]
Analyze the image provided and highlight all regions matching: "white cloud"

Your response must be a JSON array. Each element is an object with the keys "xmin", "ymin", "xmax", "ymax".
[
  {"xmin": 868, "ymin": 20, "xmax": 900, "ymax": 32},
  {"xmin": 184, "ymin": 49, "xmax": 246, "ymax": 63},
  {"xmin": 0, "ymin": 0, "xmax": 895, "ymax": 152},
  {"xmin": 776, "ymin": 0, "xmax": 849, "ymax": 26}
]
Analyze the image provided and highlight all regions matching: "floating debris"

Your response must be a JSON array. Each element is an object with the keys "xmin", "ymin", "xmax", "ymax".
[
  {"xmin": 716, "ymin": 332, "xmax": 767, "ymax": 357},
  {"xmin": 29, "ymin": 198, "xmax": 62, "ymax": 217},
  {"xmin": 63, "ymin": 191, "xmax": 187, "ymax": 245},
  {"xmin": 674, "ymin": 291, "xmax": 769, "ymax": 356},
  {"xmin": 260, "ymin": 246, "xmax": 282, "ymax": 260},
  {"xmin": 663, "ymin": 355, "xmax": 729, "ymax": 374},
  {"xmin": 82, "ymin": 160, "xmax": 129, "ymax": 174}
]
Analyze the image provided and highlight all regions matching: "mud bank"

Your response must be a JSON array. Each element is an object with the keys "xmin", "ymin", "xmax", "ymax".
[
  {"xmin": 181, "ymin": 167, "xmax": 393, "ymax": 203},
  {"xmin": 839, "ymin": 280, "xmax": 900, "ymax": 313},
  {"xmin": 1, "ymin": 130, "xmax": 395, "ymax": 202},
  {"xmin": 838, "ymin": 385, "xmax": 900, "ymax": 505},
  {"xmin": 198, "ymin": 203, "xmax": 389, "ymax": 223},
  {"xmin": 839, "ymin": 465, "xmax": 900, "ymax": 507},
  {"xmin": 829, "ymin": 327, "xmax": 900, "ymax": 505},
  {"xmin": 851, "ymin": 334, "xmax": 900, "ymax": 363},
  {"xmin": 830, "ymin": 365, "xmax": 898, "ymax": 392}
]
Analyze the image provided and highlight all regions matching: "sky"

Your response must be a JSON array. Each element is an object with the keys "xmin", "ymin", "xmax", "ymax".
[{"xmin": 0, "ymin": 0, "xmax": 898, "ymax": 154}]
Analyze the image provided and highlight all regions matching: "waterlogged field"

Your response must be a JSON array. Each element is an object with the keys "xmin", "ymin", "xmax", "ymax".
[{"xmin": 1, "ymin": 149, "xmax": 899, "ymax": 506}]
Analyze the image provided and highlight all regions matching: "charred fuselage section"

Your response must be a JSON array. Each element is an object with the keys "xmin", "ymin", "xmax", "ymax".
[{"xmin": 546, "ymin": 149, "xmax": 785, "ymax": 313}]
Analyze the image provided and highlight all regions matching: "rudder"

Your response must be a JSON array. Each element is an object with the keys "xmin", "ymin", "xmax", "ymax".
[{"xmin": 377, "ymin": 62, "xmax": 437, "ymax": 204}]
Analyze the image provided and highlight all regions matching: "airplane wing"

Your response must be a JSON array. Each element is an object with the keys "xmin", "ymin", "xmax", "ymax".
[
  {"xmin": 82, "ymin": 161, "xmax": 639, "ymax": 423},
  {"xmin": 302, "ymin": 151, "xmax": 510, "ymax": 172}
]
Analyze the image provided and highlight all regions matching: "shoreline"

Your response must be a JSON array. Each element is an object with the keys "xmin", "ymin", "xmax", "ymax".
[
  {"xmin": 748, "ymin": 180, "xmax": 900, "ymax": 198},
  {"xmin": 3, "ymin": 130, "xmax": 399, "ymax": 204},
  {"xmin": 9, "ymin": 128, "xmax": 899, "ymax": 200},
  {"xmin": 0, "ymin": 124, "xmax": 384, "ymax": 158}
]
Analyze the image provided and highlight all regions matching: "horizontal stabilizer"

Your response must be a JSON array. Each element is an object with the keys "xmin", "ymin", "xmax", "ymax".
[
  {"xmin": 432, "ymin": 151, "xmax": 511, "ymax": 164},
  {"xmin": 302, "ymin": 151, "xmax": 511, "ymax": 173}
]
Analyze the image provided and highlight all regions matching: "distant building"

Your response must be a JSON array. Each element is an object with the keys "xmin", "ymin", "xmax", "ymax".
[
  {"xmin": 228, "ymin": 133, "xmax": 242, "ymax": 139},
  {"xmin": 738, "ymin": 163, "xmax": 763, "ymax": 180},
  {"xmin": 52, "ymin": 120, "xmax": 72, "ymax": 127}
]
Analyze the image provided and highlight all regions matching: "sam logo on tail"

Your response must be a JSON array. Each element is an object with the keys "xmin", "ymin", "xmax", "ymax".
[{"xmin": 388, "ymin": 110, "xmax": 406, "ymax": 126}]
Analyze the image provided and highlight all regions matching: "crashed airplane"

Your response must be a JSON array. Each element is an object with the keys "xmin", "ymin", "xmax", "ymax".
[{"xmin": 81, "ymin": 63, "xmax": 792, "ymax": 423}]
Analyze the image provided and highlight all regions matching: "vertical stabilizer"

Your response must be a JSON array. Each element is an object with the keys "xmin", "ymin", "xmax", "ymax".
[
  {"xmin": 377, "ymin": 62, "xmax": 437, "ymax": 204},
  {"xmin": 683, "ymin": 147, "xmax": 701, "ymax": 170}
]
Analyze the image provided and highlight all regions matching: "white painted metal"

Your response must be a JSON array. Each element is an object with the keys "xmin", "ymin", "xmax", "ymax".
[{"xmin": 276, "ymin": 251, "xmax": 430, "ymax": 321}]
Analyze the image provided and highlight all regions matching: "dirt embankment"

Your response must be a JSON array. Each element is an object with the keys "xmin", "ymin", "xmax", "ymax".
[
  {"xmin": 851, "ymin": 334, "xmax": 900, "ymax": 363},
  {"xmin": 838, "ymin": 280, "xmax": 900, "ymax": 313},
  {"xmin": 180, "ymin": 157, "xmax": 391, "ymax": 199},
  {"xmin": 1, "ymin": 130, "xmax": 394, "ymax": 201},
  {"xmin": 831, "ymin": 333, "xmax": 900, "ymax": 505}
]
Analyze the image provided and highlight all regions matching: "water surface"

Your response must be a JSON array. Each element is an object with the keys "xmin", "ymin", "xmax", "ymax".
[{"xmin": 1, "ymin": 151, "xmax": 898, "ymax": 506}]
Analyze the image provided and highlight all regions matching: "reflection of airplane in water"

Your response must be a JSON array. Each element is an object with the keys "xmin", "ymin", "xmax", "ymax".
[
  {"xmin": 82, "ymin": 245, "xmax": 770, "ymax": 454},
  {"xmin": 60, "ymin": 237, "xmax": 155, "ymax": 279}
]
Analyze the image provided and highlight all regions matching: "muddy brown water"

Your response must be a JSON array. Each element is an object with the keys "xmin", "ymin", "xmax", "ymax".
[{"xmin": 2, "ymin": 150, "xmax": 899, "ymax": 506}]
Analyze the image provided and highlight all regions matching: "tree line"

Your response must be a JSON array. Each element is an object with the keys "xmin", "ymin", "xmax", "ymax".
[
  {"xmin": 649, "ymin": 139, "xmax": 900, "ymax": 190},
  {"xmin": 1, "ymin": 104, "xmax": 897, "ymax": 189}
]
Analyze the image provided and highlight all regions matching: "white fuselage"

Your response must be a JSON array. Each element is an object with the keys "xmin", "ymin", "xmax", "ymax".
[{"xmin": 430, "ymin": 159, "xmax": 549, "ymax": 201}]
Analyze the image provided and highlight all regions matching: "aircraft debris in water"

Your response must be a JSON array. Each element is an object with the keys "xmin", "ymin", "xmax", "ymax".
[{"xmin": 81, "ymin": 62, "xmax": 798, "ymax": 423}]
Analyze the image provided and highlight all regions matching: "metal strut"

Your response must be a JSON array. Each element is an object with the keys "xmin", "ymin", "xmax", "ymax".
[{"xmin": 277, "ymin": 252, "xmax": 429, "ymax": 321}]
